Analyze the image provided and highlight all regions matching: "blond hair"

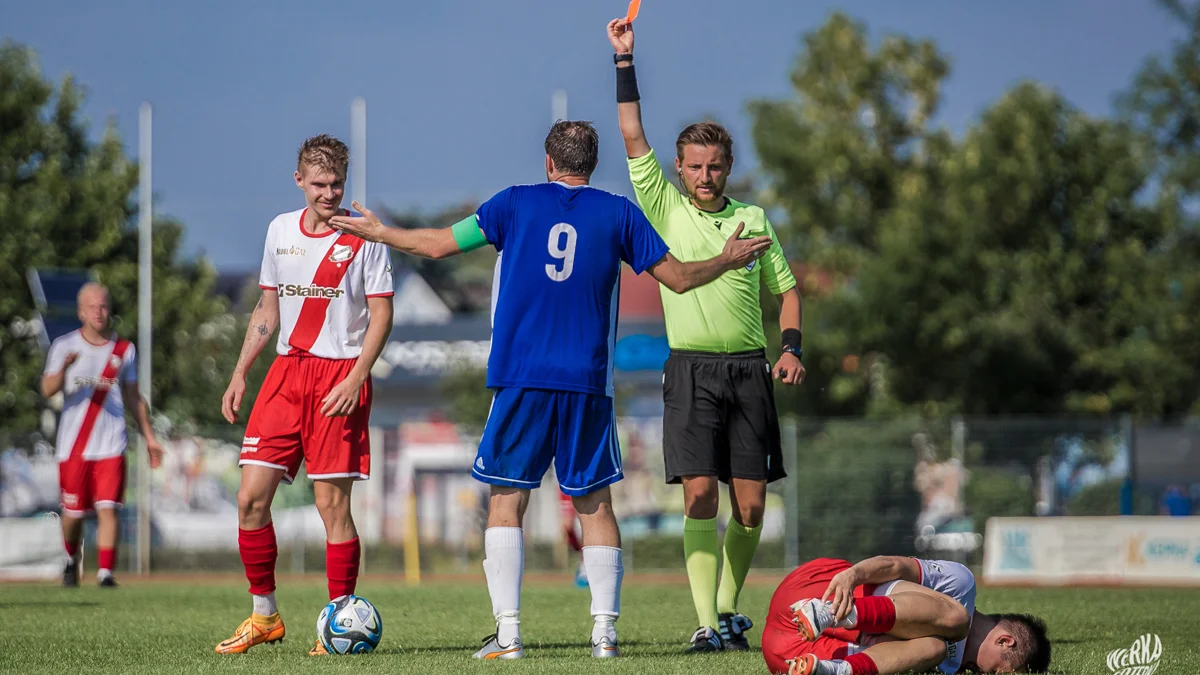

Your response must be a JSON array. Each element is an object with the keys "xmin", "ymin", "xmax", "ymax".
[{"xmin": 297, "ymin": 134, "xmax": 350, "ymax": 175}]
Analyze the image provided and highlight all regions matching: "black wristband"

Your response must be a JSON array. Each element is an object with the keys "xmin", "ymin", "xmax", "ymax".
[
  {"xmin": 616, "ymin": 64, "xmax": 640, "ymax": 103},
  {"xmin": 782, "ymin": 328, "xmax": 802, "ymax": 350}
]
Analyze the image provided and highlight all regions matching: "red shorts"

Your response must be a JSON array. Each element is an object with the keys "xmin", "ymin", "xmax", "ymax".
[
  {"xmin": 59, "ymin": 455, "xmax": 126, "ymax": 517},
  {"xmin": 240, "ymin": 355, "xmax": 372, "ymax": 483},
  {"xmin": 762, "ymin": 558, "xmax": 879, "ymax": 674}
]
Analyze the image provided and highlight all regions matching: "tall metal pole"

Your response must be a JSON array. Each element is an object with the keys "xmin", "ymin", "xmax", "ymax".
[
  {"xmin": 552, "ymin": 89, "xmax": 568, "ymax": 123},
  {"xmin": 137, "ymin": 102, "xmax": 153, "ymax": 576},
  {"xmin": 350, "ymin": 96, "xmax": 367, "ymax": 575},
  {"xmin": 351, "ymin": 97, "xmax": 367, "ymax": 209},
  {"xmin": 783, "ymin": 417, "xmax": 800, "ymax": 569}
]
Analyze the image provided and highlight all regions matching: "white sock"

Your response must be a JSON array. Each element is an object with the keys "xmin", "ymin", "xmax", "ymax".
[
  {"xmin": 818, "ymin": 659, "xmax": 853, "ymax": 675},
  {"xmin": 253, "ymin": 592, "xmax": 277, "ymax": 616},
  {"xmin": 97, "ymin": 568, "xmax": 112, "ymax": 580},
  {"xmin": 583, "ymin": 546, "xmax": 622, "ymax": 642},
  {"xmin": 484, "ymin": 527, "xmax": 524, "ymax": 644},
  {"xmin": 839, "ymin": 603, "xmax": 858, "ymax": 629}
]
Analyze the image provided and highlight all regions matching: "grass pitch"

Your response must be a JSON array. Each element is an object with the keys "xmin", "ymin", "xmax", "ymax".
[{"xmin": 0, "ymin": 573, "xmax": 1195, "ymax": 673}]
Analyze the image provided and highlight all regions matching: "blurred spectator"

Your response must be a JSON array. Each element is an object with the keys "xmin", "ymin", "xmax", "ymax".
[
  {"xmin": 912, "ymin": 433, "xmax": 966, "ymax": 534},
  {"xmin": 1160, "ymin": 484, "xmax": 1193, "ymax": 516}
]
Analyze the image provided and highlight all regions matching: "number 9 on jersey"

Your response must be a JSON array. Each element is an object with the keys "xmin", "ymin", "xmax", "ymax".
[{"xmin": 546, "ymin": 223, "xmax": 577, "ymax": 282}]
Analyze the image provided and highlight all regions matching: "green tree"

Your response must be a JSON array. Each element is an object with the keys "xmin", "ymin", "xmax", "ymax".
[
  {"xmin": 747, "ymin": 12, "xmax": 951, "ymax": 417},
  {"xmin": 0, "ymin": 41, "xmax": 253, "ymax": 434},
  {"xmin": 1119, "ymin": 0, "xmax": 1200, "ymax": 415},
  {"xmin": 749, "ymin": 13, "xmax": 1200, "ymax": 420}
]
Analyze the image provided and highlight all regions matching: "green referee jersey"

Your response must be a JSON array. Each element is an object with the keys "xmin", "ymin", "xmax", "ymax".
[{"xmin": 628, "ymin": 149, "xmax": 797, "ymax": 353}]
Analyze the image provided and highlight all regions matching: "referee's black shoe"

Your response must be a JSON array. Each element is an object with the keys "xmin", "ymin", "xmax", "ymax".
[
  {"xmin": 718, "ymin": 613, "xmax": 753, "ymax": 651},
  {"xmin": 686, "ymin": 626, "xmax": 724, "ymax": 652}
]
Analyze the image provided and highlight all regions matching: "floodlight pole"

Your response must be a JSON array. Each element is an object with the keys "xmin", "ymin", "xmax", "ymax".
[
  {"xmin": 552, "ymin": 89, "xmax": 568, "ymax": 123},
  {"xmin": 137, "ymin": 102, "xmax": 153, "ymax": 576},
  {"xmin": 351, "ymin": 97, "xmax": 367, "ymax": 209},
  {"xmin": 350, "ymin": 96, "xmax": 367, "ymax": 574}
]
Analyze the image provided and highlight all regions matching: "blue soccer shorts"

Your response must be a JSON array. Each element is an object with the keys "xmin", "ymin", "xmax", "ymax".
[{"xmin": 472, "ymin": 388, "xmax": 623, "ymax": 497}]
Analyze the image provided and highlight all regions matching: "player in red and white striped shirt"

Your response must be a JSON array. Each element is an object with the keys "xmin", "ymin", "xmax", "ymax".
[
  {"xmin": 215, "ymin": 135, "xmax": 394, "ymax": 656},
  {"xmin": 40, "ymin": 282, "xmax": 164, "ymax": 588}
]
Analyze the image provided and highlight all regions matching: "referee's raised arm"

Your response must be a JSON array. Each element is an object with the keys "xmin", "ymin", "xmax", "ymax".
[{"xmin": 608, "ymin": 18, "xmax": 650, "ymax": 159}]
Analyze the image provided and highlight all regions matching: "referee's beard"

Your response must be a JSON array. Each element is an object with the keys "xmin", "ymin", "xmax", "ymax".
[
  {"xmin": 677, "ymin": 162, "xmax": 730, "ymax": 212},
  {"xmin": 682, "ymin": 176, "xmax": 728, "ymax": 212}
]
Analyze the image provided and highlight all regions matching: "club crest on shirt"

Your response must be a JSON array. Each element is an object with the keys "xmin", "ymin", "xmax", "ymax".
[
  {"xmin": 329, "ymin": 244, "xmax": 355, "ymax": 264},
  {"xmin": 744, "ymin": 259, "xmax": 757, "ymax": 272},
  {"xmin": 109, "ymin": 355, "xmax": 122, "ymax": 369}
]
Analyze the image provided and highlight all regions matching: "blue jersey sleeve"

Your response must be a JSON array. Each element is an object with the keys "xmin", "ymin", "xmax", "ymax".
[
  {"xmin": 622, "ymin": 200, "xmax": 670, "ymax": 274},
  {"xmin": 475, "ymin": 187, "xmax": 517, "ymax": 251}
]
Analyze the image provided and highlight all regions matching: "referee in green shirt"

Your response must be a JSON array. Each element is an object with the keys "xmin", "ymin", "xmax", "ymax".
[{"xmin": 607, "ymin": 17, "xmax": 806, "ymax": 654}]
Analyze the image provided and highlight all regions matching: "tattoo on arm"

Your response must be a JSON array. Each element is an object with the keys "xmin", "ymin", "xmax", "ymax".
[{"xmin": 256, "ymin": 324, "xmax": 268, "ymax": 337}]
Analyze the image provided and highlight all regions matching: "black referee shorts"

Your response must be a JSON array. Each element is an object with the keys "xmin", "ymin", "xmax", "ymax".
[{"xmin": 662, "ymin": 348, "xmax": 786, "ymax": 485}]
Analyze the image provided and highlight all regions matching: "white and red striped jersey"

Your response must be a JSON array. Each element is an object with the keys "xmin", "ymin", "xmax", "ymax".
[
  {"xmin": 258, "ymin": 208, "xmax": 395, "ymax": 359},
  {"xmin": 43, "ymin": 331, "xmax": 137, "ymax": 462}
]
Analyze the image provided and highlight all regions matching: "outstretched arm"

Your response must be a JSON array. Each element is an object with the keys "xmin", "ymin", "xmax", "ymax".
[
  {"xmin": 609, "ymin": 18, "xmax": 650, "ymax": 159},
  {"xmin": 646, "ymin": 223, "xmax": 771, "ymax": 294},
  {"xmin": 330, "ymin": 201, "xmax": 484, "ymax": 260}
]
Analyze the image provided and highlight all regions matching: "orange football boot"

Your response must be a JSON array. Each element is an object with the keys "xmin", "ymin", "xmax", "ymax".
[{"xmin": 214, "ymin": 613, "xmax": 286, "ymax": 654}]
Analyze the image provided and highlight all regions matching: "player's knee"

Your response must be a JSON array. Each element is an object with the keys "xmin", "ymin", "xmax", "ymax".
[
  {"xmin": 487, "ymin": 487, "xmax": 529, "ymax": 527},
  {"xmin": 733, "ymin": 500, "xmax": 765, "ymax": 528},
  {"xmin": 936, "ymin": 601, "xmax": 971, "ymax": 641},
  {"xmin": 912, "ymin": 636, "xmax": 949, "ymax": 667},
  {"xmin": 314, "ymin": 488, "xmax": 348, "ymax": 515},
  {"xmin": 571, "ymin": 488, "xmax": 613, "ymax": 518},
  {"xmin": 682, "ymin": 479, "xmax": 719, "ymax": 518},
  {"xmin": 237, "ymin": 488, "xmax": 272, "ymax": 526}
]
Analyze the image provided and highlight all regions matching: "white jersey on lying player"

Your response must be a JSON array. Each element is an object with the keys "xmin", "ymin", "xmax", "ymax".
[
  {"xmin": 257, "ymin": 208, "xmax": 395, "ymax": 359},
  {"xmin": 860, "ymin": 558, "xmax": 977, "ymax": 674},
  {"xmin": 43, "ymin": 331, "xmax": 137, "ymax": 461}
]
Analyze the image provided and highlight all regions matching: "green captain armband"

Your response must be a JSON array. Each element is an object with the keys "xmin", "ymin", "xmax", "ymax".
[{"xmin": 451, "ymin": 215, "xmax": 488, "ymax": 252}]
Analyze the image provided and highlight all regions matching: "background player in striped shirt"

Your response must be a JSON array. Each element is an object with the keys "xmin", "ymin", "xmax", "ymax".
[
  {"xmin": 609, "ymin": 17, "xmax": 806, "ymax": 653},
  {"xmin": 331, "ymin": 120, "xmax": 771, "ymax": 659},
  {"xmin": 214, "ymin": 134, "xmax": 394, "ymax": 656},
  {"xmin": 41, "ymin": 282, "xmax": 164, "ymax": 588}
]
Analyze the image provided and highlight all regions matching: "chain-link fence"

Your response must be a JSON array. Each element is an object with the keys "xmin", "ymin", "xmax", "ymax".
[{"xmin": 3, "ymin": 416, "xmax": 1197, "ymax": 578}]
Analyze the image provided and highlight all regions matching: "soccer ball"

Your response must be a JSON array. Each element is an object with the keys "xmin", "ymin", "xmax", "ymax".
[{"xmin": 317, "ymin": 594, "xmax": 382, "ymax": 654}]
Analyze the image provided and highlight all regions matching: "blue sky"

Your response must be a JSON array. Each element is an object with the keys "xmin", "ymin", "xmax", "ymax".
[{"xmin": 2, "ymin": 1, "xmax": 1180, "ymax": 271}]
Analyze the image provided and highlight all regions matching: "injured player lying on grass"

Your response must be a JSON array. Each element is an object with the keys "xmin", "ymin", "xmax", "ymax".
[{"xmin": 763, "ymin": 556, "xmax": 1051, "ymax": 674}]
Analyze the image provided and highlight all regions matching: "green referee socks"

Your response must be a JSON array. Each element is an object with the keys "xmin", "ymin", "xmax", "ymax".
[
  {"xmin": 717, "ymin": 518, "xmax": 763, "ymax": 615},
  {"xmin": 683, "ymin": 517, "xmax": 720, "ymax": 630}
]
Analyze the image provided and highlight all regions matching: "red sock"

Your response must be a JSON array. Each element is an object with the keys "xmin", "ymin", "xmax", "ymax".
[
  {"xmin": 326, "ymin": 537, "xmax": 361, "ymax": 600},
  {"xmin": 98, "ymin": 548, "xmax": 116, "ymax": 571},
  {"xmin": 853, "ymin": 596, "xmax": 896, "ymax": 633},
  {"xmin": 64, "ymin": 539, "xmax": 79, "ymax": 559},
  {"xmin": 239, "ymin": 523, "xmax": 277, "ymax": 595},
  {"xmin": 846, "ymin": 652, "xmax": 879, "ymax": 675},
  {"xmin": 565, "ymin": 527, "xmax": 582, "ymax": 553}
]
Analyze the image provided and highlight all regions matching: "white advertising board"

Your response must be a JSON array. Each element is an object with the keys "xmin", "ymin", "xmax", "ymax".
[{"xmin": 984, "ymin": 516, "xmax": 1200, "ymax": 586}]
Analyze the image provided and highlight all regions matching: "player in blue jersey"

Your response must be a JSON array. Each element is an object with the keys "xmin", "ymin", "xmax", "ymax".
[{"xmin": 331, "ymin": 120, "xmax": 771, "ymax": 659}]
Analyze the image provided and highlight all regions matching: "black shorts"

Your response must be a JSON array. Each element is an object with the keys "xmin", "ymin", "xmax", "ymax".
[{"xmin": 662, "ymin": 349, "xmax": 786, "ymax": 484}]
